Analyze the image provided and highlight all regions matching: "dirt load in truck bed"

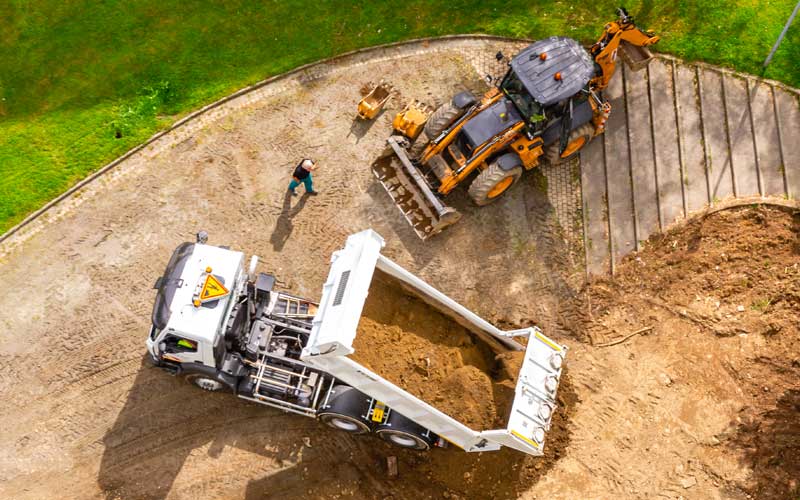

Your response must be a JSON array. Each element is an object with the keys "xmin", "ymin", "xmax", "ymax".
[{"xmin": 351, "ymin": 274, "xmax": 524, "ymax": 428}]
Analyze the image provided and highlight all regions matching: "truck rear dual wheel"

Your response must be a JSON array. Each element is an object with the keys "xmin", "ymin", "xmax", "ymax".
[
  {"xmin": 375, "ymin": 411, "xmax": 435, "ymax": 451},
  {"xmin": 544, "ymin": 122, "xmax": 594, "ymax": 164},
  {"xmin": 468, "ymin": 162, "xmax": 523, "ymax": 206},
  {"xmin": 318, "ymin": 385, "xmax": 371, "ymax": 435}
]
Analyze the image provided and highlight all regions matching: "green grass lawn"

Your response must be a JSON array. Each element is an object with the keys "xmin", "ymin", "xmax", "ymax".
[{"xmin": 2, "ymin": 0, "xmax": 798, "ymax": 234}]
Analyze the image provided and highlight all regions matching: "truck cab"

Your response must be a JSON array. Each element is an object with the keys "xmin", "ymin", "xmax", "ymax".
[{"xmin": 146, "ymin": 241, "xmax": 245, "ymax": 376}]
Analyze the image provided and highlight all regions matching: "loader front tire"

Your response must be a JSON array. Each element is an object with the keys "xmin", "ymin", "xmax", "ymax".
[
  {"xmin": 544, "ymin": 122, "xmax": 594, "ymax": 164},
  {"xmin": 424, "ymin": 101, "xmax": 464, "ymax": 140},
  {"xmin": 407, "ymin": 135, "xmax": 430, "ymax": 160},
  {"xmin": 468, "ymin": 162, "xmax": 523, "ymax": 206}
]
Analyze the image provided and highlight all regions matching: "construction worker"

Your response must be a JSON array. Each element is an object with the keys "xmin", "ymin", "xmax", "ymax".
[{"xmin": 288, "ymin": 158, "xmax": 319, "ymax": 196}]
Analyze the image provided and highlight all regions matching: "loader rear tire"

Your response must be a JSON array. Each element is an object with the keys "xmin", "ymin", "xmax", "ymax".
[
  {"xmin": 468, "ymin": 162, "xmax": 523, "ymax": 206},
  {"xmin": 424, "ymin": 101, "xmax": 464, "ymax": 140},
  {"xmin": 544, "ymin": 122, "xmax": 594, "ymax": 164}
]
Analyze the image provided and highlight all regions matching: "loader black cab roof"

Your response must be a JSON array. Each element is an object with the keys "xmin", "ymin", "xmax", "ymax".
[{"xmin": 509, "ymin": 36, "xmax": 595, "ymax": 106}]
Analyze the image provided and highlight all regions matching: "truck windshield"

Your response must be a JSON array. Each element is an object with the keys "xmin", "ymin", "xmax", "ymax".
[
  {"xmin": 501, "ymin": 70, "xmax": 544, "ymax": 124},
  {"xmin": 152, "ymin": 242, "xmax": 195, "ymax": 330}
]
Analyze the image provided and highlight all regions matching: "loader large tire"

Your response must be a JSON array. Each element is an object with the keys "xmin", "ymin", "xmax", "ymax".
[
  {"xmin": 544, "ymin": 122, "xmax": 594, "ymax": 164},
  {"xmin": 468, "ymin": 162, "xmax": 523, "ymax": 206},
  {"xmin": 424, "ymin": 101, "xmax": 464, "ymax": 140},
  {"xmin": 407, "ymin": 135, "xmax": 430, "ymax": 160}
]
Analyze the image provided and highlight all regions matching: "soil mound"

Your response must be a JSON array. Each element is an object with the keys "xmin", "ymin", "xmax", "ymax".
[{"xmin": 351, "ymin": 274, "xmax": 523, "ymax": 428}]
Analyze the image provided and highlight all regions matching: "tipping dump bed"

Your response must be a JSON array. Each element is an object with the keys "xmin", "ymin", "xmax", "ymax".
[{"xmin": 301, "ymin": 230, "xmax": 567, "ymax": 456}]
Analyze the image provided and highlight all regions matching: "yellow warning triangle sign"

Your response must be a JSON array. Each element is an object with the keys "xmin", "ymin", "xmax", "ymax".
[{"xmin": 200, "ymin": 274, "xmax": 230, "ymax": 302}]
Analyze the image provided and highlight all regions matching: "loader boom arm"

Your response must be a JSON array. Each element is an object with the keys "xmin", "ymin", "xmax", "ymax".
[{"xmin": 589, "ymin": 8, "xmax": 660, "ymax": 91}]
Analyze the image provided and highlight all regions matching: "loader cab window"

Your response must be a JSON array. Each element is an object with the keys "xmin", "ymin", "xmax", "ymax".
[
  {"xmin": 501, "ymin": 70, "xmax": 545, "ymax": 128},
  {"xmin": 164, "ymin": 334, "xmax": 198, "ymax": 353}
]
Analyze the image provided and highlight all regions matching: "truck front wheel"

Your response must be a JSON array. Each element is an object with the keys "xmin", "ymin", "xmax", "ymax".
[{"xmin": 185, "ymin": 373, "xmax": 225, "ymax": 392}]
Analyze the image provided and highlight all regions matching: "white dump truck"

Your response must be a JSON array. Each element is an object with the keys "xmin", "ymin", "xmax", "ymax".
[{"xmin": 146, "ymin": 230, "xmax": 567, "ymax": 455}]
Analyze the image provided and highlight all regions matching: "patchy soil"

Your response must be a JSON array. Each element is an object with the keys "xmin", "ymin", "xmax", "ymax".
[
  {"xmin": 0, "ymin": 35, "xmax": 797, "ymax": 500},
  {"xmin": 352, "ymin": 274, "xmax": 521, "ymax": 428},
  {"xmin": 574, "ymin": 206, "xmax": 800, "ymax": 499}
]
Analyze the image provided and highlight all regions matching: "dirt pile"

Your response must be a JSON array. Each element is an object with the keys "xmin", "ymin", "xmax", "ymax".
[
  {"xmin": 583, "ymin": 206, "xmax": 799, "ymax": 343},
  {"xmin": 351, "ymin": 274, "xmax": 524, "ymax": 428},
  {"xmin": 582, "ymin": 206, "xmax": 800, "ymax": 499}
]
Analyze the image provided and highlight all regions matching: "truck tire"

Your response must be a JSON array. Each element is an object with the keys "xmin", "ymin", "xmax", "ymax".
[
  {"xmin": 424, "ymin": 101, "xmax": 464, "ymax": 140},
  {"xmin": 544, "ymin": 122, "xmax": 594, "ymax": 164},
  {"xmin": 185, "ymin": 373, "xmax": 226, "ymax": 392},
  {"xmin": 468, "ymin": 162, "xmax": 523, "ymax": 206},
  {"xmin": 317, "ymin": 385, "xmax": 371, "ymax": 435},
  {"xmin": 375, "ymin": 411, "xmax": 435, "ymax": 451}
]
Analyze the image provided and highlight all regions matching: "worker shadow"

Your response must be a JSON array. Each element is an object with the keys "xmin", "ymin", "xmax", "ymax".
[
  {"xmin": 97, "ymin": 356, "xmax": 305, "ymax": 500},
  {"xmin": 270, "ymin": 189, "xmax": 310, "ymax": 251}
]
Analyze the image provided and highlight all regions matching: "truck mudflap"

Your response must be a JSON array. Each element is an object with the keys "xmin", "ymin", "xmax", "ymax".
[
  {"xmin": 301, "ymin": 230, "xmax": 568, "ymax": 457},
  {"xmin": 371, "ymin": 136, "xmax": 461, "ymax": 240},
  {"xmin": 477, "ymin": 327, "xmax": 567, "ymax": 456}
]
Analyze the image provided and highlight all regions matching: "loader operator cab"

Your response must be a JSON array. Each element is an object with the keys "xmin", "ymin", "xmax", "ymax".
[
  {"xmin": 500, "ymin": 70, "xmax": 545, "ymax": 133},
  {"xmin": 500, "ymin": 36, "xmax": 596, "ymax": 141}
]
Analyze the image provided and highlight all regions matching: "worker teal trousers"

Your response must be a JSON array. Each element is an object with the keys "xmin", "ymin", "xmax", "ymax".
[{"xmin": 288, "ymin": 174, "xmax": 313, "ymax": 193}]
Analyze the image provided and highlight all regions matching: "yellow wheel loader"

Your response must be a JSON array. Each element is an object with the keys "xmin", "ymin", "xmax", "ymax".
[{"xmin": 373, "ymin": 8, "xmax": 659, "ymax": 239}]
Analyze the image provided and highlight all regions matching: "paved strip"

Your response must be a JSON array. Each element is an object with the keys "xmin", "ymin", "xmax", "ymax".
[
  {"xmin": 750, "ymin": 82, "xmax": 787, "ymax": 197},
  {"xmin": 581, "ymin": 59, "xmax": 799, "ymax": 276},
  {"xmin": 624, "ymin": 64, "xmax": 659, "ymax": 246},
  {"xmin": 723, "ymin": 75, "xmax": 760, "ymax": 196},
  {"xmin": 581, "ymin": 136, "xmax": 611, "ymax": 275},
  {"xmin": 603, "ymin": 65, "xmax": 636, "ymax": 267},
  {"xmin": 649, "ymin": 59, "xmax": 684, "ymax": 227},
  {"xmin": 699, "ymin": 69, "xmax": 735, "ymax": 202},
  {"xmin": 774, "ymin": 89, "xmax": 800, "ymax": 199},
  {"xmin": 674, "ymin": 64, "xmax": 709, "ymax": 212}
]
